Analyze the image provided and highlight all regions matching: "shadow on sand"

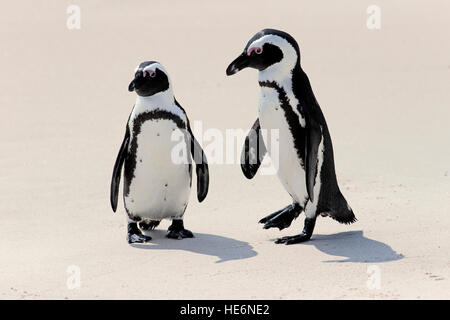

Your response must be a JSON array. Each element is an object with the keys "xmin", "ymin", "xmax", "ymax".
[
  {"xmin": 132, "ymin": 230, "xmax": 401, "ymax": 264},
  {"xmin": 303, "ymin": 230, "xmax": 404, "ymax": 263},
  {"xmin": 131, "ymin": 230, "xmax": 257, "ymax": 263}
]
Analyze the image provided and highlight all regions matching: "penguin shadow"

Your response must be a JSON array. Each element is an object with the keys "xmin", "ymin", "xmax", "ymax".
[
  {"xmin": 303, "ymin": 230, "xmax": 404, "ymax": 263},
  {"xmin": 131, "ymin": 230, "xmax": 258, "ymax": 263}
]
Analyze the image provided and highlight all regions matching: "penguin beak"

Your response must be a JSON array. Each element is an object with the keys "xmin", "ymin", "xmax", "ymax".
[
  {"xmin": 226, "ymin": 52, "xmax": 250, "ymax": 76},
  {"xmin": 128, "ymin": 70, "xmax": 144, "ymax": 92},
  {"xmin": 128, "ymin": 79, "xmax": 135, "ymax": 92}
]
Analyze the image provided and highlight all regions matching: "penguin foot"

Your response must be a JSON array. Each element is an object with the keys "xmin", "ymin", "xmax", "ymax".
[
  {"xmin": 167, "ymin": 229, "xmax": 194, "ymax": 240},
  {"xmin": 127, "ymin": 233, "xmax": 152, "ymax": 244},
  {"xmin": 258, "ymin": 204, "xmax": 291, "ymax": 224},
  {"xmin": 275, "ymin": 233, "xmax": 311, "ymax": 245},
  {"xmin": 166, "ymin": 219, "xmax": 194, "ymax": 240},
  {"xmin": 127, "ymin": 222, "xmax": 152, "ymax": 244},
  {"xmin": 274, "ymin": 217, "xmax": 316, "ymax": 245},
  {"xmin": 259, "ymin": 203, "xmax": 301, "ymax": 230}
]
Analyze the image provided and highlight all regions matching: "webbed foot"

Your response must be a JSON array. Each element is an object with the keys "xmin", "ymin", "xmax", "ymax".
[
  {"xmin": 259, "ymin": 203, "xmax": 302, "ymax": 231},
  {"xmin": 127, "ymin": 222, "xmax": 152, "ymax": 243},
  {"xmin": 166, "ymin": 219, "xmax": 194, "ymax": 240},
  {"xmin": 275, "ymin": 217, "xmax": 316, "ymax": 245}
]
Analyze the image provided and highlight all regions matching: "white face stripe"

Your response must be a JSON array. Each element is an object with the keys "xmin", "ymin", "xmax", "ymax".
[
  {"xmin": 134, "ymin": 62, "xmax": 169, "ymax": 75},
  {"xmin": 252, "ymin": 35, "xmax": 305, "ymax": 127},
  {"xmin": 133, "ymin": 62, "xmax": 172, "ymax": 90},
  {"xmin": 142, "ymin": 62, "xmax": 167, "ymax": 74},
  {"xmin": 247, "ymin": 34, "xmax": 298, "ymax": 72},
  {"xmin": 131, "ymin": 62, "xmax": 174, "ymax": 101}
]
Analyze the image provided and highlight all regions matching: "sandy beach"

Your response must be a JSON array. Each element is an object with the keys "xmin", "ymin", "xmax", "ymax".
[{"xmin": 0, "ymin": 0, "xmax": 449, "ymax": 299}]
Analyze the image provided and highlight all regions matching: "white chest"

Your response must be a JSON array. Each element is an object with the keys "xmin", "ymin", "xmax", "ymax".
[
  {"xmin": 258, "ymin": 87, "xmax": 309, "ymax": 205},
  {"xmin": 124, "ymin": 105, "xmax": 192, "ymax": 220}
]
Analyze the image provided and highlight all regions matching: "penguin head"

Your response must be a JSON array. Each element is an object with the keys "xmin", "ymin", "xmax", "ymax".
[
  {"xmin": 128, "ymin": 61, "xmax": 171, "ymax": 97},
  {"xmin": 226, "ymin": 29, "xmax": 300, "ymax": 79}
]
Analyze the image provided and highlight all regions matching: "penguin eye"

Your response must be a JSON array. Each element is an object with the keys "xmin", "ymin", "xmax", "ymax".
[
  {"xmin": 247, "ymin": 47, "xmax": 263, "ymax": 56},
  {"xmin": 143, "ymin": 70, "xmax": 156, "ymax": 78}
]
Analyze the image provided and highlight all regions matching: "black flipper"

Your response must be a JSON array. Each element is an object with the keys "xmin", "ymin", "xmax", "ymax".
[
  {"xmin": 174, "ymin": 99, "xmax": 209, "ymax": 202},
  {"xmin": 241, "ymin": 118, "xmax": 267, "ymax": 179},
  {"xmin": 187, "ymin": 123, "xmax": 209, "ymax": 202},
  {"xmin": 110, "ymin": 126, "xmax": 130, "ymax": 212},
  {"xmin": 305, "ymin": 114, "xmax": 322, "ymax": 202}
]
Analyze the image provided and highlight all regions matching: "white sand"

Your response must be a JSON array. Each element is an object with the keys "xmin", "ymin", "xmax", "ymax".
[{"xmin": 0, "ymin": 1, "xmax": 449, "ymax": 299}]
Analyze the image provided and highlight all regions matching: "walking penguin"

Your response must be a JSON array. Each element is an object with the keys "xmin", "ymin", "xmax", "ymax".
[
  {"xmin": 110, "ymin": 61, "xmax": 209, "ymax": 243},
  {"xmin": 226, "ymin": 29, "xmax": 356, "ymax": 244}
]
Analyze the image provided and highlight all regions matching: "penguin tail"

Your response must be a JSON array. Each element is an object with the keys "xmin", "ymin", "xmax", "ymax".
[{"xmin": 326, "ymin": 191, "xmax": 357, "ymax": 224}]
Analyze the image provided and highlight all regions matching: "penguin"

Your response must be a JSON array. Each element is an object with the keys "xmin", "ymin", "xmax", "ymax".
[
  {"xmin": 110, "ymin": 61, "xmax": 209, "ymax": 243},
  {"xmin": 226, "ymin": 29, "xmax": 356, "ymax": 244}
]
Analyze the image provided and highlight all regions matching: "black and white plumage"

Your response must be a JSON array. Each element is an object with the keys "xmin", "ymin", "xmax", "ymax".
[
  {"xmin": 111, "ymin": 61, "xmax": 209, "ymax": 243},
  {"xmin": 226, "ymin": 29, "xmax": 356, "ymax": 244}
]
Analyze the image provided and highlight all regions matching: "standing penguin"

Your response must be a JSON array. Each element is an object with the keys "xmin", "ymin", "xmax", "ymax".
[
  {"xmin": 110, "ymin": 61, "xmax": 209, "ymax": 243},
  {"xmin": 226, "ymin": 29, "xmax": 356, "ymax": 244}
]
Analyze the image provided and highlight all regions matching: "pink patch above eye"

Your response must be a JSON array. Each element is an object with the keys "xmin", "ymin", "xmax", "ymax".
[
  {"xmin": 143, "ymin": 70, "xmax": 156, "ymax": 78},
  {"xmin": 247, "ymin": 47, "xmax": 262, "ymax": 56}
]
